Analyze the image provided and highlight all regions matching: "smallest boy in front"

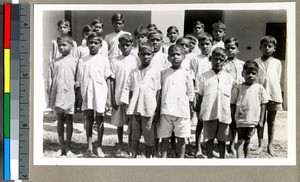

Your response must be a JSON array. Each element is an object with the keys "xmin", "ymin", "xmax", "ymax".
[
  {"xmin": 47, "ymin": 35, "xmax": 78, "ymax": 157},
  {"xmin": 231, "ymin": 60, "xmax": 268, "ymax": 158},
  {"xmin": 211, "ymin": 21, "xmax": 226, "ymax": 51},
  {"xmin": 157, "ymin": 44, "xmax": 194, "ymax": 158},
  {"xmin": 196, "ymin": 47, "xmax": 234, "ymax": 158}
]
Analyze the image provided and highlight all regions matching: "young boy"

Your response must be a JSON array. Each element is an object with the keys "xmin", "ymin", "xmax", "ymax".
[
  {"xmin": 110, "ymin": 34, "xmax": 139, "ymax": 156},
  {"xmin": 146, "ymin": 23, "xmax": 158, "ymax": 33},
  {"xmin": 147, "ymin": 30, "xmax": 169, "ymax": 71},
  {"xmin": 157, "ymin": 44, "xmax": 194, "ymax": 158},
  {"xmin": 176, "ymin": 37, "xmax": 194, "ymax": 71},
  {"xmin": 231, "ymin": 60, "xmax": 268, "ymax": 158},
  {"xmin": 77, "ymin": 24, "xmax": 93, "ymax": 59},
  {"xmin": 191, "ymin": 21, "xmax": 205, "ymax": 55},
  {"xmin": 47, "ymin": 35, "xmax": 78, "ymax": 157},
  {"xmin": 91, "ymin": 18, "xmax": 109, "ymax": 58},
  {"xmin": 131, "ymin": 25, "xmax": 149, "ymax": 58},
  {"xmin": 76, "ymin": 32, "xmax": 112, "ymax": 158},
  {"xmin": 185, "ymin": 34, "xmax": 198, "ymax": 57},
  {"xmin": 196, "ymin": 47, "xmax": 234, "ymax": 158},
  {"xmin": 50, "ymin": 19, "xmax": 77, "ymax": 60},
  {"xmin": 211, "ymin": 21, "xmax": 226, "ymax": 51},
  {"xmin": 254, "ymin": 35, "xmax": 282, "ymax": 156},
  {"xmin": 105, "ymin": 13, "xmax": 131, "ymax": 61},
  {"xmin": 163, "ymin": 26, "xmax": 179, "ymax": 53},
  {"xmin": 224, "ymin": 37, "xmax": 245, "ymax": 155},
  {"xmin": 123, "ymin": 43, "xmax": 161, "ymax": 158},
  {"xmin": 191, "ymin": 33, "xmax": 213, "ymax": 158}
]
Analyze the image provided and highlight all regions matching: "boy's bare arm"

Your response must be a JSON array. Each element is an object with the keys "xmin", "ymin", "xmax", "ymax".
[
  {"xmin": 155, "ymin": 89, "xmax": 162, "ymax": 120},
  {"xmin": 258, "ymin": 104, "xmax": 266, "ymax": 128},
  {"xmin": 194, "ymin": 93, "xmax": 203, "ymax": 112},
  {"xmin": 110, "ymin": 77, "xmax": 118, "ymax": 110},
  {"xmin": 230, "ymin": 104, "xmax": 236, "ymax": 124}
]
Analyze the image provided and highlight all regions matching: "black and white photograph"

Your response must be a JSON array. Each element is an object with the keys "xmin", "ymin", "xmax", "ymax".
[{"xmin": 33, "ymin": 3, "xmax": 296, "ymax": 165}]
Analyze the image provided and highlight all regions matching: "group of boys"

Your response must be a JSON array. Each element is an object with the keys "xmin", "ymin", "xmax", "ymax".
[{"xmin": 47, "ymin": 13, "xmax": 282, "ymax": 159}]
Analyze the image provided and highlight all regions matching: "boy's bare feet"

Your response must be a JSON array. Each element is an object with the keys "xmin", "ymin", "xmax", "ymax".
[
  {"xmin": 66, "ymin": 150, "xmax": 76, "ymax": 158},
  {"xmin": 195, "ymin": 152, "xmax": 205, "ymax": 158},
  {"xmin": 212, "ymin": 150, "xmax": 220, "ymax": 158},
  {"xmin": 84, "ymin": 149, "xmax": 92, "ymax": 158},
  {"xmin": 96, "ymin": 147, "xmax": 105, "ymax": 158},
  {"xmin": 267, "ymin": 146, "xmax": 274, "ymax": 156},
  {"xmin": 255, "ymin": 147, "xmax": 263, "ymax": 154}
]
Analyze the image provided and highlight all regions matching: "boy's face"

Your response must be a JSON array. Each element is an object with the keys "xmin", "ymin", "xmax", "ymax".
[
  {"xmin": 225, "ymin": 42, "xmax": 239, "ymax": 60},
  {"xmin": 168, "ymin": 48, "xmax": 185, "ymax": 69},
  {"xmin": 83, "ymin": 31, "xmax": 91, "ymax": 40},
  {"xmin": 136, "ymin": 34, "xmax": 148, "ymax": 45},
  {"xmin": 118, "ymin": 40, "xmax": 133, "ymax": 56},
  {"xmin": 138, "ymin": 48, "xmax": 153, "ymax": 67},
  {"xmin": 199, "ymin": 39, "xmax": 212, "ymax": 56},
  {"xmin": 177, "ymin": 39, "xmax": 190, "ymax": 54},
  {"xmin": 88, "ymin": 37, "xmax": 102, "ymax": 55},
  {"xmin": 193, "ymin": 25, "xmax": 204, "ymax": 37},
  {"xmin": 93, "ymin": 23, "xmax": 103, "ymax": 34},
  {"xmin": 57, "ymin": 24, "xmax": 70, "ymax": 35},
  {"xmin": 112, "ymin": 20, "xmax": 124, "ymax": 33},
  {"xmin": 57, "ymin": 40, "xmax": 72, "ymax": 56},
  {"xmin": 211, "ymin": 53, "xmax": 226, "ymax": 72},
  {"xmin": 213, "ymin": 28, "xmax": 225, "ymax": 41},
  {"xmin": 189, "ymin": 39, "xmax": 196, "ymax": 51},
  {"xmin": 260, "ymin": 42, "xmax": 276, "ymax": 56},
  {"xmin": 243, "ymin": 69, "xmax": 258, "ymax": 85},
  {"xmin": 148, "ymin": 34, "xmax": 163, "ymax": 53},
  {"xmin": 167, "ymin": 29, "xmax": 179, "ymax": 43}
]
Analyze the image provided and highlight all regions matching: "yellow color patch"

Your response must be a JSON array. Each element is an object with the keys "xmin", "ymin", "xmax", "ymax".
[{"xmin": 4, "ymin": 49, "xmax": 10, "ymax": 93}]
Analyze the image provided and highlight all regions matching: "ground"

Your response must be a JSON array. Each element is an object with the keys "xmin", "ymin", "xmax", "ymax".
[{"xmin": 43, "ymin": 111, "xmax": 288, "ymax": 159}]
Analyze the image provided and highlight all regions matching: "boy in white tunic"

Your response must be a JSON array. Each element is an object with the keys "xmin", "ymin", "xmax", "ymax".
[
  {"xmin": 123, "ymin": 43, "xmax": 161, "ymax": 158},
  {"xmin": 211, "ymin": 21, "xmax": 226, "ymax": 51},
  {"xmin": 111, "ymin": 34, "xmax": 139, "ymax": 156},
  {"xmin": 196, "ymin": 47, "xmax": 234, "ymax": 158},
  {"xmin": 105, "ymin": 13, "xmax": 131, "ymax": 61},
  {"xmin": 157, "ymin": 45, "xmax": 194, "ymax": 158},
  {"xmin": 231, "ymin": 60, "xmax": 268, "ymax": 158},
  {"xmin": 77, "ymin": 32, "xmax": 112, "ymax": 157},
  {"xmin": 254, "ymin": 35, "xmax": 282, "ymax": 156},
  {"xmin": 47, "ymin": 35, "xmax": 78, "ymax": 157}
]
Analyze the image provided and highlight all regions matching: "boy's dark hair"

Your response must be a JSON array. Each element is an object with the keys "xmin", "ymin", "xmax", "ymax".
[
  {"xmin": 185, "ymin": 34, "xmax": 197, "ymax": 43},
  {"xmin": 212, "ymin": 47, "xmax": 227, "ymax": 59},
  {"xmin": 57, "ymin": 34, "xmax": 74, "ymax": 45},
  {"xmin": 118, "ymin": 34, "xmax": 134, "ymax": 43},
  {"xmin": 225, "ymin": 37, "xmax": 239, "ymax": 48},
  {"xmin": 148, "ymin": 29, "xmax": 163, "ymax": 39},
  {"xmin": 168, "ymin": 44, "xmax": 185, "ymax": 55},
  {"xmin": 87, "ymin": 32, "xmax": 103, "ymax": 43},
  {"xmin": 57, "ymin": 19, "xmax": 70, "ymax": 27},
  {"xmin": 176, "ymin": 37, "xmax": 191, "ymax": 45},
  {"xmin": 260, "ymin": 35, "xmax": 277, "ymax": 46},
  {"xmin": 91, "ymin": 18, "xmax": 104, "ymax": 27},
  {"xmin": 212, "ymin": 21, "xmax": 226, "ymax": 31},
  {"xmin": 198, "ymin": 32, "xmax": 213, "ymax": 43},
  {"xmin": 146, "ymin": 24, "xmax": 157, "ymax": 31},
  {"xmin": 134, "ymin": 25, "xmax": 148, "ymax": 37},
  {"xmin": 243, "ymin": 60, "xmax": 259, "ymax": 73},
  {"xmin": 138, "ymin": 42, "xmax": 153, "ymax": 53},
  {"xmin": 112, "ymin": 13, "xmax": 125, "ymax": 22},
  {"xmin": 167, "ymin": 26, "xmax": 179, "ymax": 34},
  {"xmin": 82, "ymin": 24, "xmax": 93, "ymax": 37},
  {"xmin": 192, "ymin": 21, "xmax": 204, "ymax": 28}
]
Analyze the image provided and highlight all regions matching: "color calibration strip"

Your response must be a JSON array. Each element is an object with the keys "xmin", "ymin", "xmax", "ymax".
[
  {"xmin": 11, "ymin": 4, "xmax": 20, "ymax": 180},
  {"xmin": 3, "ymin": 3, "xmax": 11, "ymax": 181}
]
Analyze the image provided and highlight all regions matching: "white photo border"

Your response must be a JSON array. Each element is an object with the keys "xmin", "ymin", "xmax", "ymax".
[{"xmin": 33, "ymin": 2, "xmax": 296, "ymax": 166}]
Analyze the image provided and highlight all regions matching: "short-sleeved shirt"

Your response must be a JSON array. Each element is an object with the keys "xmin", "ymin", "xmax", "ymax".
[
  {"xmin": 211, "ymin": 40, "xmax": 224, "ymax": 51},
  {"xmin": 197, "ymin": 69, "xmax": 234, "ymax": 124},
  {"xmin": 180, "ymin": 52, "xmax": 196, "ymax": 71},
  {"xmin": 111, "ymin": 54, "xmax": 140, "ymax": 105},
  {"xmin": 104, "ymin": 30, "xmax": 131, "ymax": 61},
  {"xmin": 124, "ymin": 65, "xmax": 161, "ymax": 117},
  {"xmin": 223, "ymin": 58, "xmax": 245, "ymax": 85},
  {"xmin": 231, "ymin": 83, "xmax": 268, "ymax": 128},
  {"xmin": 50, "ymin": 40, "xmax": 78, "ymax": 60},
  {"xmin": 254, "ymin": 56, "xmax": 282, "ymax": 103},
  {"xmin": 160, "ymin": 67, "xmax": 194, "ymax": 118},
  {"xmin": 48, "ymin": 55, "xmax": 78, "ymax": 110},
  {"xmin": 150, "ymin": 51, "xmax": 170, "ymax": 72},
  {"xmin": 77, "ymin": 54, "xmax": 112, "ymax": 113},
  {"xmin": 190, "ymin": 54, "xmax": 212, "ymax": 82}
]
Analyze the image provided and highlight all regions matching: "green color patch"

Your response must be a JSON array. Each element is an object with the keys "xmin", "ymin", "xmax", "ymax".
[{"xmin": 4, "ymin": 93, "xmax": 10, "ymax": 137}]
